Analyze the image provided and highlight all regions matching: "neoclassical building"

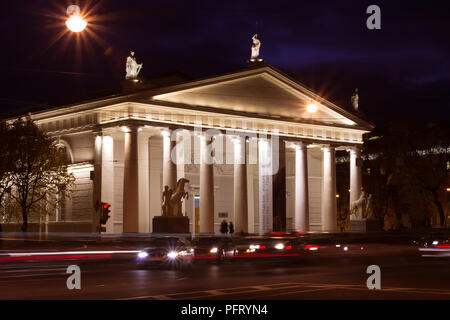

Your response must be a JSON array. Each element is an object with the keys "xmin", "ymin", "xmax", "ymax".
[{"xmin": 24, "ymin": 64, "xmax": 373, "ymax": 234}]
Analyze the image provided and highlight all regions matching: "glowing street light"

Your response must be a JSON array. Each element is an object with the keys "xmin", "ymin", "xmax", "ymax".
[
  {"xmin": 306, "ymin": 103, "xmax": 318, "ymax": 113},
  {"xmin": 65, "ymin": 5, "xmax": 87, "ymax": 32}
]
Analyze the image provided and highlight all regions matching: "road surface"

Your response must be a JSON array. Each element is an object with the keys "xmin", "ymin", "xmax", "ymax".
[{"xmin": 0, "ymin": 244, "xmax": 449, "ymax": 300}]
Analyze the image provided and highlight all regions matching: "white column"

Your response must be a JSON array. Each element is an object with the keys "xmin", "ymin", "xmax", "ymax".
[
  {"xmin": 176, "ymin": 132, "xmax": 186, "ymax": 216},
  {"xmin": 247, "ymin": 162, "xmax": 255, "ymax": 234},
  {"xmin": 321, "ymin": 146, "xmax": 337, "ymax": 232},
  {"xmin": 149, "ymin": 135, "xmax": 164, "ymax": 232},
  {"xmin": 200, "ymin": 135, "xmax": 215, "ymax": 233},
  {"xmin": 233, "ymin": 137, "xmax": 248, "ymax": 234},
  {"xmin": 138, "ymin": 132, "xmax": 150, "ymax": 233},
  {"xmin": 295, "ymin": 143, "xmax": 309, "ymax": 233},
  {"xmin": 123, "ymin": 125, "xmax": 139, "ymax": 233},
  {"xmin": 258, "ymin": 138, "xmax": 273, "ymax": 235},
  {"xmin": 162, "ymin": 130, "xmax": 177, "ymax": 190},
  {"xmin": 92, "ymin": 133, "xmax": 102, "ymax": 233},
  {"xmin": 349, "ymin": 147, "xmax": 363, "ymax": 219},
  {"xmin": 247, "ymin": 137, "xmax": 258, "ymax": 234},
  {"xmin": 101, "ymin": 135, "xmax": 114, "ymax": 233}
]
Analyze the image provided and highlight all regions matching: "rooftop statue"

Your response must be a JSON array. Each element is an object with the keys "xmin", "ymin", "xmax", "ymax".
[
  {"xmin": 351, "ymin": 88, "xmax": 359, "ymax": 111},
  {"xmin": 125, "ymin": 51, "xmax": 143, "ymax": 80},
  {"xmin": 251, "ymin": 34, "xmax": 262, "ymax": 60}
]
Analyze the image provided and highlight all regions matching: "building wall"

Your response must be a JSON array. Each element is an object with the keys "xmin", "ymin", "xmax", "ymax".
[
  {"xmin": 284, "ymin": 147, "xmax": 323, "ymax": 232},
  {"xmin": 70, "ymin": 168, "xmax": 94, "ymax": 222},
  {"xmin": 62, "ymin": 132, "xmax": 95, "ymax": 163},
  {"xmin": 56, "ymin": 131, "xmax": 328, "ymax": 234}
]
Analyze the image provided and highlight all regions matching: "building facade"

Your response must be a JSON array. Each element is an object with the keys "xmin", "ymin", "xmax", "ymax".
[{"xmin": 25, "ymin": 65, "xmax": 373, "ymax": 234}]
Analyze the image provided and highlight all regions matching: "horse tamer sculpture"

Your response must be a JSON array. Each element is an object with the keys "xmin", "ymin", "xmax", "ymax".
[{"xmin": 162, "ymin": 178, "xmax": 190, "ymax": 217}]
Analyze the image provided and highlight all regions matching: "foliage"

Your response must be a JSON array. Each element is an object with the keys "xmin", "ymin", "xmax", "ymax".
[
  {"xmin": 0, "ymin": 122, "xmax": 13, "ymax": 207},
  {"xmin": 0, "ymin": 118, "xmax": 75, "ymax": 232},
  {"xmin": 363, "ymin": 120, "xmax": 449, "ymax": 229},
  {"xmin": 0, "ymin": 121, "xmax": 14, "ymax": 232}
]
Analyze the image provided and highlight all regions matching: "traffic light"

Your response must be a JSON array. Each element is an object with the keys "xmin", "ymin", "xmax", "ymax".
[{"xmin": 100, "ymin": 202, "xmax": 111, "ymax": 231}]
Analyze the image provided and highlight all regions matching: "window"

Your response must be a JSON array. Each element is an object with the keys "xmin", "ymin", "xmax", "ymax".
[
  {"xmin": 55, "ymin": 139, "xmax": 74, "ymax": 164},
  {"xmin": 58, "ymin": 191, "xmax": 66, "ymax": 222}
]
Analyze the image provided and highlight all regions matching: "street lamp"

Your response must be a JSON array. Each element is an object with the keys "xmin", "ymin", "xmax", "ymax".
[{"xmin": 65, "ymin": 5, "xmax": 87, "ymax": 32}]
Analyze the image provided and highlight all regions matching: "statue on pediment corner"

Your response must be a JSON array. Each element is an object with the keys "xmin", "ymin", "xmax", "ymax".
[
  {"xmin": 351, "ymin": 88, "xmax": 359, "ymax": 111},
  {"xmin": 125, "ymin": 51, "xmax": 143, "ymax": 80}
]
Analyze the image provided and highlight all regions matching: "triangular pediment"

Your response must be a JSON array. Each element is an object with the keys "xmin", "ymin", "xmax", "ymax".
[{"xmin": 150, "ymin": 66, "xmax": 371, "ymax": 129}]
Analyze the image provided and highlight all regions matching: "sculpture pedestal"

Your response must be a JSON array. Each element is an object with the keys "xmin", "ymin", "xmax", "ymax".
[
  {"xmin": 152, "ymin": 216, "xmax": 190, "ymax": 234},
  {"xmin": 350, "ymin": 219, "xmax": 381, "ymax": 232},
  {"xmin": 246, "ymin": 59, "xmax": 266, "ymax": 68}
]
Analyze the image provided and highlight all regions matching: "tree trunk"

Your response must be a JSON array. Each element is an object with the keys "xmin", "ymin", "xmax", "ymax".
[
  {"xmin": 430, "ymin": 190, "xmax": 445, "ymax": 227},
  {"xmin": 21, "ymin": 208, "xmax": 28, "ymax": 232},
  {"xmin": 434, "ymin": 199, "xmax": 445, "ymax": 227}
]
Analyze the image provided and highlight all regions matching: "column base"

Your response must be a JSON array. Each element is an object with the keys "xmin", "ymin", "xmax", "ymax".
[
  {"xmin": 349, "ymin": 219, "xmax": 381, "ymax": 232},
  {"xmin": 152, "ymin": 216, "xmax": 190, "ymax": 234}
]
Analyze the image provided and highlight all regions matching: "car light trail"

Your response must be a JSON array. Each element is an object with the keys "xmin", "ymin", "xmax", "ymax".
[
  {"xmin": 182, "ymin": 256, "xmax": 217, "ymax": 260},
  {"xmin": 234, "ymin": 253, "xmax": 301, "ymax": 258},
  {"xmin": 0, "ymin": 250, "xmax": 140, "ymax": 262},
  {"xmin": 0, "ymin": 250, "xmax": 140, "ymax": 257},
  {"xmin": 0, "ymin": 254, "xmax": 111, "ymax": 262}
]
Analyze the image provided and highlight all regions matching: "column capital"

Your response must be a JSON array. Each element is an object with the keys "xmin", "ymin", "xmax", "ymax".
[
  {"xmin": 321, "ymin": 145, "xmax": 336, "ymax": 152},
  {"xmin": 287, "ymin": 141, "xmax": 309, "ymax": 150},
  {"xmin": 120, "ymin": 124, "xmax": 140, "ymax": 133},
  {"xmin": 138, "ymin": 129, "xmax": 153, "ymax": 139},
  {"xmin": 159, "ymin": 127, "xmax": 172, "ymax": 135},
  {"xmin": 347, "ymin": 146, "xmax": 362, "ymax": 154},
  {"xmin": 231, "ymin": 134, "xmax": 246, "ymax": 144},
  {"xmin": 93, "ymin": 128, "xmax": 103, "ymax": 136}
]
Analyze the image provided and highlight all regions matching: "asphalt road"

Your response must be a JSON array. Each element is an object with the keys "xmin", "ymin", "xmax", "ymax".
[{"xmin": 0, "ymin": 244, "xmax": 449, "ymax": 300}]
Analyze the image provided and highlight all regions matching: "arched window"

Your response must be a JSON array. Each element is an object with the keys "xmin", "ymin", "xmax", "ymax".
[
  {"xmin": 54, "ymin": 139, "xmax": 74, "ymax": 164},
  {"xmin": 52, "ymin": 138, "xmax": 73, "ymax": 222}
]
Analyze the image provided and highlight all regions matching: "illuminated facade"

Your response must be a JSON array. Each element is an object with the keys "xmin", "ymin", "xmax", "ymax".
[{"xmin": 27, "ymin": 65, "xmax": 373, "ymax": 234}]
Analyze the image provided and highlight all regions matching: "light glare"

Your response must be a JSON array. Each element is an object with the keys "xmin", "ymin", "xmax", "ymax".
[
  {"xmin": 210, "ymin": 247, "xmax": 218, "ymax": 254},
  {"xmin": 167, "ymin": 251, "xmax": 178, "ymax": 259},
  {"xmin": 137, "ymin": 251, "xmax": 148, "ymax": 259},
  {"xmin": 307, "ymin": 103, "xmax": 318, "ymax": 113},
  {"xmin": 66, "ymin": 14, "xmax": 87, "ymax": 32}
]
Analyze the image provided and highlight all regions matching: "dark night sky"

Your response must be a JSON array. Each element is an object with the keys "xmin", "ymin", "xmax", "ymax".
[{"xmin": 0, "ymin": 0, "xmax": 449, "ymax": 126}]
